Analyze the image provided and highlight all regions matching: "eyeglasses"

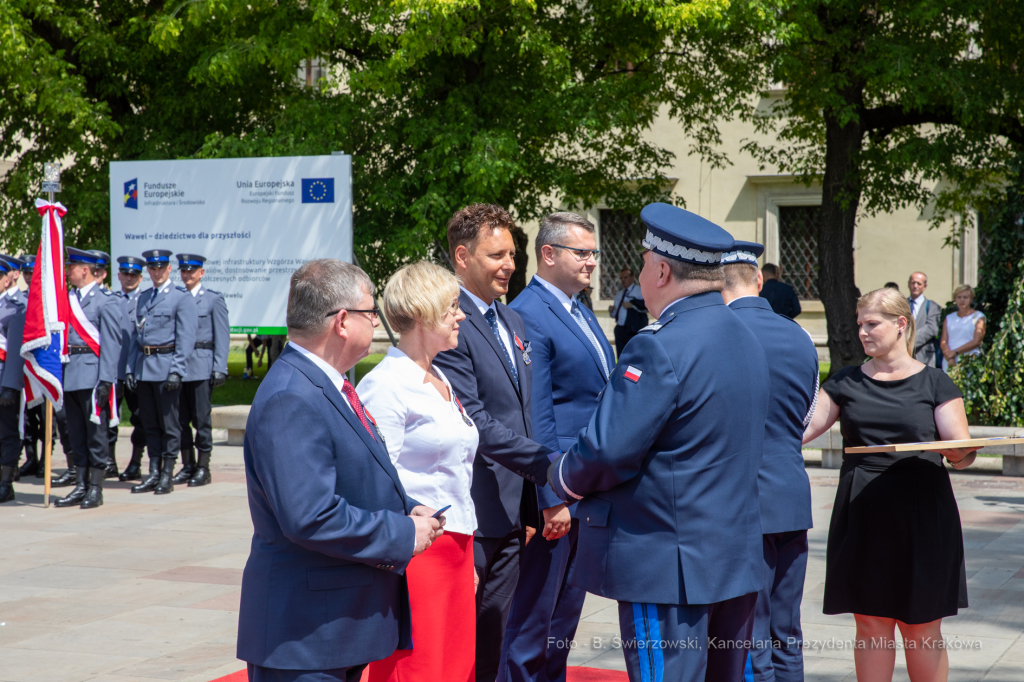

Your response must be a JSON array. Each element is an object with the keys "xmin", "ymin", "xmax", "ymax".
[
  {"xmin": 551, "ymin": 244, "xmax": 600, "ymax": 261},
  {"xmin": 445, "ymin": 300, "xmax": 462, "ymax": 316},
  {"xmin": 325, "ymin": 307, "xmax": 380, "ymax": 319}
]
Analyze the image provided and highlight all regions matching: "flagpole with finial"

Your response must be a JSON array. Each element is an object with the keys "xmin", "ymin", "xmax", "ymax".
[{"xmin": 40, "ymin": 162, "xmax": 60, "ymax": 508}]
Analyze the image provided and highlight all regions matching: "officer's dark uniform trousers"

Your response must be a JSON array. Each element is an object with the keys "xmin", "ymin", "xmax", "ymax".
[
  {"xmin": 137, "ymin": 377, "xmax": 182, "ymax": 461},
  {"xmin": 179, "ymin": 378, "xmax": 212, "ymax": 452}
]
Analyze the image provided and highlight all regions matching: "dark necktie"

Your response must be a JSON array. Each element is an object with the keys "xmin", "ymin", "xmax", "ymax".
[
  {"xmin": 484, "ymin": 307, "xmax": 519, "ymax": 385},
  {"xmin": 341, "ymin": 380, "xmax": 376, "ymax": 441},
  {"xmin": 572, "ymin": 300, "xmax": 610, "ymax": 379}
]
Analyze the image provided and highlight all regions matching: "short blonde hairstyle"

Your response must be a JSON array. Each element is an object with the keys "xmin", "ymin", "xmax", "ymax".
[
  {"xmin": 857, "ymin": 287, "xmax": 915, "ymax": 356},
  {"xmin": 953, "ymin": 283, "xmax": 975, "ymax": 301},
  {"xmin": 382, "ymin": 260, "xmax": 460, "ymax": 334}
]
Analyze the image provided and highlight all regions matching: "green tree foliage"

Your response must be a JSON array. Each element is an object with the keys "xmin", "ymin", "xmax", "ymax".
[
  {"xmin": 145, "ymin": 0, "xmax": 699, "ymax": 287},
  {"xmin": 647, "ymin": 0, "xmax": 1024, "ymax": 369},
  {"xmin": 972, "ymin": 162, "xmax": 1024, "ymax": 336},
  {"xmin": 0, "ymin": 0, "xmax": 288, "ymax": 252}
]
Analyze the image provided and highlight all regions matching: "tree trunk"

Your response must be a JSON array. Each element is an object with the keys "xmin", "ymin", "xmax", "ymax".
[{"xmin": 818, "ymin": 104, "xmax": 866, "ymax": 371}]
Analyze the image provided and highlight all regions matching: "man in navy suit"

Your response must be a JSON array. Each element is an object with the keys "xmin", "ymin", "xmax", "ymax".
[
  {"xmin": 238, "ymin": 259, "xmax": 444, "ymax": 682},
  {"xmin": 504, "ymin": 212, "xmax": 614, "ymax": 682},
  {"xmin": 434, "ymin": 204, "xmax": 560, "ymax": 682},
  {"xmin": 723, "ymin": 242, "xmax": 818, "ymax": 682},
  {"xmin": 548, "ymin": 203, "xmax": 770, "ymax": 682}
]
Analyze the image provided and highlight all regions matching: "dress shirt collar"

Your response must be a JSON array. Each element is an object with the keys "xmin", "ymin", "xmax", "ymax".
[
  {"xmin": 461, "ymin": 286, "xmax": 495, "ymax": 315},
  {"xmin": 154, "ymin": 279, "xmax": 173, "ymax": 296},
  {"xmin": 189, "ymin": 284, "xmax": 202, "ymax": 298},
  {"xmin": 729, "ymin": 294, "xmax": 759, "ymax": 302},
  {"xmin": 77, "ymin": 281, "xmax": 98, "ymax": 299},
  {"xmin": 658, "ymin": 295, "xmax": 690, "ymax": 319},
  {"xmin": 534, "ymin": 275, "xmax": 574, "ymax": 313},
  {"xmin": 287, "ymin": 340, "xmax": 350, "ymax": 400}
]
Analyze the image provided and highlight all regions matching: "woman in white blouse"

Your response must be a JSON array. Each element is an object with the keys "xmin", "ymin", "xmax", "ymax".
[
  {"xmin": 361, "ymin": 260, "xmax": 479, "ymax": 682},
  {"xmin": 940, "ymin": 284, "xmax": 986, "ymax": 372}
]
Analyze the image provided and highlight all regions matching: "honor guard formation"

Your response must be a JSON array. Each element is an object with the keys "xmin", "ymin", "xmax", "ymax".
[{"xmin": 0, "ymin": 248, "xmax": 229, "ymax": 508}]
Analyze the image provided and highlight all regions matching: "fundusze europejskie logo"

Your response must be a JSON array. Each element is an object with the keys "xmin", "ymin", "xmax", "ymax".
[{"xmin": 124, "ymin": 179, "xmax": 138, "ymax": 209}]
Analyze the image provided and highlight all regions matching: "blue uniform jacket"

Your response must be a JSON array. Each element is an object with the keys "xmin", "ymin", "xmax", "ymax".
[
  {"xmin": 434, "ymin": 290, "xmax": 555, "ymax": 538},
  {"xmin": 65, "ymin": 286, "xmax": 121, "ymax": 392},
  {"xmin": 509, "ymin": 277, "xmax": 615, "ymax": 513},
  {"xmin": 1, "ymin": 310, "xmax": 25, "ymax": 391},
  {"xmin": 115, "ymin": 289, "xmax": 141, "ymax": 381},
  {"xmin": 550, "ymin": 292, "xmax": 769, "ymax": 606},
  {"xmin": 127, "ymin": 283, "xmax": 198, "ymax": 381},
  {"xmin": 0, "ymin": 291, "xmax": 26, "ymax": 379},
  {"xmin": 729, "ymin": 296, "xmax": 817, "ymax": 534},
  {"xmin": 238, "ymin": 345, "xmax": 420, "ymax": 671},
  {"xmin": 182, "ymin": 285, "xmax": 230, "ymax": 381}
]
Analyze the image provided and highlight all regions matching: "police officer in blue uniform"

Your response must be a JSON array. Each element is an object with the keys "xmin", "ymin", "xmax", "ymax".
[
  {"xmin": 114, "ymin": 256, "xmax": 148, "ymax": 482},
  {"xmin": 547, "ymin": 203, "xmax": 770, "ymax": 682},
  {"xmin": 88, "ymin": 251, "xmax": 112, "ymax": 291},
  {"xmin": 54, "ymin": 248, "xmax": 122, "ymax": 509},
  {"xmin": 126, "ymin": 249, "xmax": 198, "ymax": 495},
  {"xmin": 0, "ymin": 306, "xmax": 27, "ymax": 503},
  {"xmin": 722, "ymin": 241, "xmax": 818, "ymax": 682},
  {"xmin": 172, "ymin": 254, "xmax": 229, "ymax": 487}
]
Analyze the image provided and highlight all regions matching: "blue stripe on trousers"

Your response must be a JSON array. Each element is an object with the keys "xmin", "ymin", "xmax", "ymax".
[{"xmin": 631, "ymin": 602, "xmax": 664, "ymax": 682}]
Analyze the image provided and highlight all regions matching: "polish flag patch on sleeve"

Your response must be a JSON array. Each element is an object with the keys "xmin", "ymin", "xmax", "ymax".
[{"xmin": 624, "ymin": 365, "xmax": 643, "ymax": 383}]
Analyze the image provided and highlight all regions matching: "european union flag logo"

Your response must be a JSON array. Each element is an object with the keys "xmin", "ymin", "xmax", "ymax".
[
  {"xmin": 302, "ymin": 178, "xmax": 334, "ymax": 204},
  {"xmin": 124, "ymin": 179, "xmax": 138, "ymax": 209}
]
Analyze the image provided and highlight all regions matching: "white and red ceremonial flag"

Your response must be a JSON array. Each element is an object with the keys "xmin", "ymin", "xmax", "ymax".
[
  {"xmin": 67, "ymin": 293, "xmax": 118, "ymax": 426},
  {"xmin": 21, "ymin": 199, "xmax": 70, "ymax": 409}
]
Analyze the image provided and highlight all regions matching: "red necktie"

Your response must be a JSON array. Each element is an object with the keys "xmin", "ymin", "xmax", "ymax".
[{"xmin": 341, "ymin": 380, "xmax": 376, "ymax": 441}]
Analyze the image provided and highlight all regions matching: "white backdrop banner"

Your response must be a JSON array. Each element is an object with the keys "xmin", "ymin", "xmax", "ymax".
[{"xmin": 109, "ymin": 155, "xmax": 352, "ymax": 334}]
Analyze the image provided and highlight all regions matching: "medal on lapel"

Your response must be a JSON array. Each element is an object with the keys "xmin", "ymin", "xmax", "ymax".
[
  {"xmin": 454, "ymin": 394, "xmax": 474, "ymax": 427},
  {"xmin": 514, "ymin": 333, "xmax": 531, "ymax": 365}
]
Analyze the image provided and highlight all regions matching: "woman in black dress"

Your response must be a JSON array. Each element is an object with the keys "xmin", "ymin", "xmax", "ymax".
[{"xmin": 803, "ymin": 287, "xmax": 979, "ymax": 682}]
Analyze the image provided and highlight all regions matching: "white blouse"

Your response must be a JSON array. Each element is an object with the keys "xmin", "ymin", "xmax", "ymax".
[
  {"xmin": 358, "ymin": 346, "xmax": 479, "ymax": 535},
  {"xmin": 943, "ymin": 310, "xmax": 985, "ymax": 372}
]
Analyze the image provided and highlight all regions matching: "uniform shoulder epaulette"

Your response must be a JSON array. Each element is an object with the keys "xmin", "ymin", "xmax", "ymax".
[
  {"xmin": 639, "ymin": 311, "xmax": 680, "ymax": 334},
  {"xmin": 205, "ymin": 288, "xmax": 221, "ymax": 296},
  {"xmin": 176, "ymin": 285, "xmax": 188, "ymax": 293}
]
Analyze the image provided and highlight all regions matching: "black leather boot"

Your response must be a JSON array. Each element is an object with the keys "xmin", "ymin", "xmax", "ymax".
[
  {"xmin": 17, "ymin": 442, "xmax": 38, "ymax": 479},
  {"xmin": 0, "ymin": 465, "xmax": 15, "ymax": 504},
  {"xmin": 154, "ymin": 456, "xmax": 176, "ymax": 495},
  {"xmin": 172, "ymin": 447, "xmax": 196, "ymax": 484},
  {"xmin": 54, "ymin": 467, "xmax": 89, "ymax": 507},
  {"xmin": 119, "ymin": 445, "xmax": 144, "ymax": 481},
  {"xmin": 80, "ymin": 467, "xmax": 105, "ymax": 509},
  {"xmin": 104, "ymin": 444, "xmax": 119, "ymax": 479},
  {"xmin": 51, "ymin": 454, "xmax": 78, "ymax": 487},
  {"xmin": 188, "ymin": 450, "xmax": 212, "ymax": 487},
  {"xmin": 131, "ymin": 458, "xmax": 161, "ymax": 493}
]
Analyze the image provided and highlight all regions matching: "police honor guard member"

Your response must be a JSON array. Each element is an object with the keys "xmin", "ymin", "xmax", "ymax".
[
  {"xmin": 0, "ymin": 306, "xmax": 27, "ymax": 503},
  {"xmin": 53, "ymin": 248, "xmax": 122, "ymax": 509},
  {"xmin": 722, "ymin": 242, "xmax": 819, "ymax": 682},
  {"xmin": 173, "ymin": 254, "xmax": 228, "ymax": 487},
  {"xmin": 126, "ymin": 249, "xmax": 198, "ymax": 495},
  {"xmin": 88, "ymin": 250, "xmax": 112, "ymax": 291},
  {"xmin": 114, "ymin": 256, "xmax": 148, "ymax": 482},
  {"xmin": 547, "ymin": 203, "xmax": 771, "ymax": 682}
]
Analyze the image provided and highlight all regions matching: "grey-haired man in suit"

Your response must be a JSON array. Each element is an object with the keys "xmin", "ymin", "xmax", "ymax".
[
  {"xmin": 908, "ymin": 271, "xmax": 942, "ymax": 366},
  {"xmin": 126, "ymin": 249, "xmax": 198, "ymax": 496},
  {"xmin": 173, "ymin": 254, "xmax": 229, "ymax": 487},
  {"xmin": 55, "ymin": 248, "xmax": 122, "ymax": 509}
]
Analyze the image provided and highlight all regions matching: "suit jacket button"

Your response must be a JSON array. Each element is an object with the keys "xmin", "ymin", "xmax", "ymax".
[{"xmin": 587, "ymin": 517, "xmax": 590, "ymax": 523}]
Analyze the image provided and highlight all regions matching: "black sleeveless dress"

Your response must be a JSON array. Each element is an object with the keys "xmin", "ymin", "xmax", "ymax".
[{"xmin": 821, "ymin": 365, "xmax": 968, "ymax": 624}]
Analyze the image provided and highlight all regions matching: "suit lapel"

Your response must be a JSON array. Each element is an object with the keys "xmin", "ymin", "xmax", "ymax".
[
  {"xmin": 496, "ymin": 303, "xmax": 526, "ymax": 399},
  {"xmin": 460, "ymin": 290, "xmax": 521, "ymax": 397},
  {"xmin": 531, "ymin": 280, "xmax": 608, "ymax": 377},
  {"xmin": 280, "ymin": 348, "xmax": 407, "ymax": 501}
]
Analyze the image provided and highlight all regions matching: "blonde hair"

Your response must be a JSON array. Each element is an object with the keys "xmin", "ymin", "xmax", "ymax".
[
  {"xmin": 382, "ymin": 260, "xmax": 460, "ymax": 334},
  {"xmin": 953, "ymin": 283, "xmax": 975, "ymax": 301},
  {"xmin": 857, "ymin": 287, "xmax": 915, "ymax": 356}
]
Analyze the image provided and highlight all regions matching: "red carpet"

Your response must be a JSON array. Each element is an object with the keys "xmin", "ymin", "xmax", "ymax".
[{"xmin": 209, "ymin": 666, "xmax": 627, "ymax": 682}]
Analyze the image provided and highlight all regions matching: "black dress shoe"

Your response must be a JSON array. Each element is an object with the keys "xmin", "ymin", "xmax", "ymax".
[
  {"xmin": 17, "ymin": 444, "xmax": 39, "ymax": 479},
  {"xmin": 80, "ymin": 468, "xmax": 105, "ymax": 509},
  {"xmin": 154, "ymin": 456, "xmax": 176, "ymax": 495},
  {"xmin": 51, "ymin": 465, "xmax": 78, "ymax": 487},
  {"xmin": 104, "ymin": 445, "xmax": 119, "ymax": 479},
  {"xmin": 54, "ymin": 468, "xmax": 89, "ymax": 507},
  {"xmin": 172, "ymin": 447, "xmax": 196, "ymax": 484},
  {"xmin": 188, "ymin": 450, "xmax": 212, "ymax": 487},
  {"xmin": 0, "ymin": 466, "xmax": 16, "ymax": 504},
  {"xmin": 131, "ymin": 458, "xmax": 161, "ymax": 493},
  {"xmin": 119, "ymin": 445, "xmax": 145, "ymax": 481}
]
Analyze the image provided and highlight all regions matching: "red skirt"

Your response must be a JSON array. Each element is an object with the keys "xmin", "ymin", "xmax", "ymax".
[{"xmin": 366, "ymin": 531, "xmax": 476, "ymax": 682}]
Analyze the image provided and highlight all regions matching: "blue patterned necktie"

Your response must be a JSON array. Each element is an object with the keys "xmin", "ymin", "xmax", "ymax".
[
  {"xmin": 571, "ymin": 300, "xmax": 610, "ymax": 379},
  {"xmin": 484, "ymin": 307, "xmax": 519, "ymax": 386}
]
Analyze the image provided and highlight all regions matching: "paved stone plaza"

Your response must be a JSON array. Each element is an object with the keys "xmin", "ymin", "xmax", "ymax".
[{"xmin": 2, "ymin": 431, "xmax": 1024, "ymax": 681}]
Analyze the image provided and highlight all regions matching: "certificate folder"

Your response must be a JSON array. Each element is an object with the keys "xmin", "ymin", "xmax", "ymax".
[{"xmin": 845, "ymin": 437, "xmax": 1024, "ymax": 454}]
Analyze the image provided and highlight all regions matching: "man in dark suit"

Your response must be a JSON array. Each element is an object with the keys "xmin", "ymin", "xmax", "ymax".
[
  {"xmin": 434, "ymin": 204, "xmax": 559, "ymax": 682},
  {"xmin": 504, "ymin": 213, "xmax": 615, "ymax": 682},
  {"xmin": 608, "ymin": 267, "xmax": 647, "ymax": 357},
  {"xmin": 238, "ymin": 259, "xmax": 443, "ymax": 682},
  {"xmin": 908, "ymin": 271, "xmax": 942, "ymax": 366},
  {"xmin": 759, "ymin": 263, "xmax": 802, "ymax": 318},
  {"xmin": 549, "ymin": 203, "xmax": 770, "ymax": 682},
  {"xmin": 724, "ymin": 242, "xmax": 819, "ymax": 682}
]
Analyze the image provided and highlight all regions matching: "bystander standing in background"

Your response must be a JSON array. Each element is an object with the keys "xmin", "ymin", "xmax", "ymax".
[
  {"xmin": 760, "ymin": 263, "xmax": 802, "ymax": 319},
  {"xmin": 940, "ymin": 284, "xmax": 986, "ymax": 372},
  {"xmin": 908, "ymin": 271, "xmax": 942, "ymax": 366}
]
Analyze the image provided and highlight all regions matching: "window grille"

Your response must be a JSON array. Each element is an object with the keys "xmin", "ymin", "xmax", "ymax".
[
  {"xmin": 778, "ymin": 205, "xmax": 821, "ymax": 300},
  {"xmin": 598, "ymin": 209, "xmax": 646, "ymax": 300}
]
